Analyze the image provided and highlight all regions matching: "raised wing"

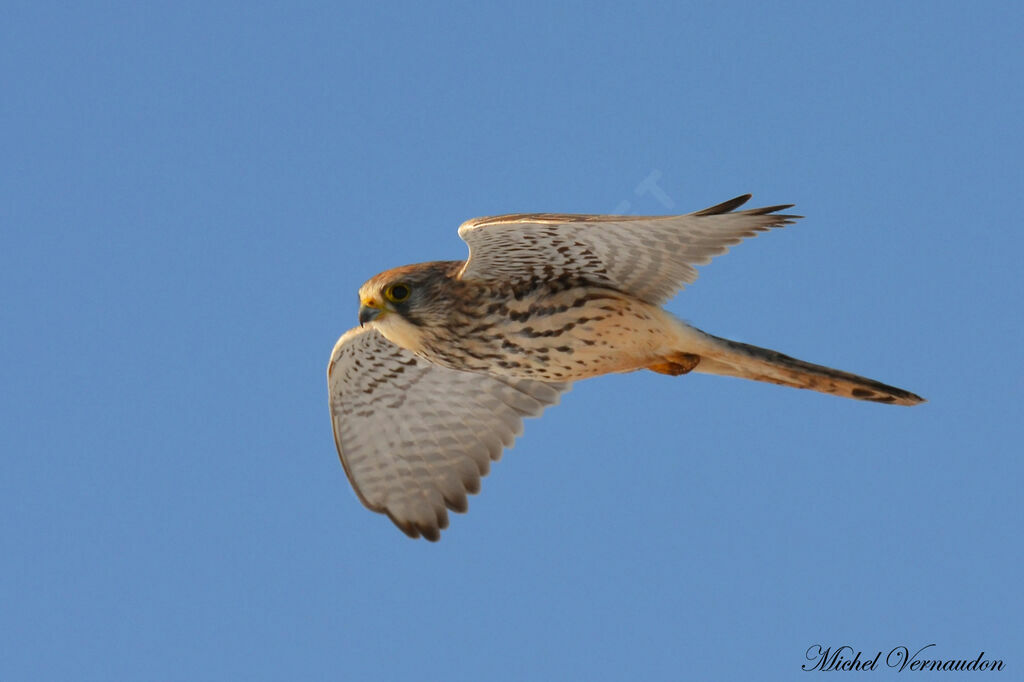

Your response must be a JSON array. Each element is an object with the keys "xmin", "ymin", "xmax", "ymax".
[
  {"xmin": 327, "ymin": 327, "xmax": 569, "ymax": 541},
  {"xmin": 457, "ymin": 194, "xmax": 800, "ymax": 304}
]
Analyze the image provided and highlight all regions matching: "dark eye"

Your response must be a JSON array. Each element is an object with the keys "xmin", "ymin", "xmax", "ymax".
[{"xmin": 385, "ymin": 283, "xmax": 411, "ymax": 303}]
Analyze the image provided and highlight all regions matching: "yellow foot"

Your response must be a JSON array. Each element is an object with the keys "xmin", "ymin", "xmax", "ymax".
[{"xmin": 647, "ymin": 353, "xmax": 701, "ymax": 376}]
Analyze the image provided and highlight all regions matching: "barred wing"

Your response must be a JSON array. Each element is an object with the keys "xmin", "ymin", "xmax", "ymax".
[
  {"xmin": 457, "ymin": 194, "xmax": 800, "ymax": 304},
  {"xmin": 327, "ymin": 327, "xmax": 569, "ymax": 541}
]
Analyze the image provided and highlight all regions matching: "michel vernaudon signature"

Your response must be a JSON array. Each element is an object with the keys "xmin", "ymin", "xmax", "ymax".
[{"xmin": 803, "ymin": 644, "xmax": 1005, "ymax": 672}]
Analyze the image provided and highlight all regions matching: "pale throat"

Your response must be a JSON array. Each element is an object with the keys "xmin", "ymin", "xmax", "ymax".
[{"xmin": 372, "ymin": 313, "xmax": 427, "ymax": 354}]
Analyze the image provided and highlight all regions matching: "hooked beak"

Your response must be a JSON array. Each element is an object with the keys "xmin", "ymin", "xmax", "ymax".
[{"xmin": 358, "ymin": 300, "xmax": 384, "ymax": 326}]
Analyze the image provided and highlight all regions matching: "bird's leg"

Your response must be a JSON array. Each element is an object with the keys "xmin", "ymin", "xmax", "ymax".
[{"xmin": 646, "ymin": 352, "xmax": 701, "ymax": 376}]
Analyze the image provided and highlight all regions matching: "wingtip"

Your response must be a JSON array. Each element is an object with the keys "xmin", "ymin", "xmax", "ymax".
[
  {"xmin": 693, "ymin": 195, "xmax": 801, "ymax": 221},
  {"xmin": 745, "ymin": 203, "xmax": 798, "ymax": 217},
  {"xmin": 693, "ymin": 194, "xmax": 752, "ymax": 216}
]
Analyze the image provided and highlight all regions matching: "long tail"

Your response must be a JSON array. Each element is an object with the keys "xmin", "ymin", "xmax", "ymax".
[{"xmin": 672, "ymin": 329, "xmax": 924, "ymax": 406}]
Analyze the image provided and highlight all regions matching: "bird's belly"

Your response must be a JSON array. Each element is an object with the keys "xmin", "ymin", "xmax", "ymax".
[{"xmin": 458, "ymin": 288, "xmax": 679, "ymax": 382}]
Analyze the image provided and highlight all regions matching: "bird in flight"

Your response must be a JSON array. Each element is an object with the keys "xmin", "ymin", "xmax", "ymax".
[{"xmin": 327, "ymin": 195, "xmax": 923, "ymax": 541}]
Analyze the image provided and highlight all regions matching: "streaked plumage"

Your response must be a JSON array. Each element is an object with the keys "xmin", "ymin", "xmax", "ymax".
[{"xmin": 327, "ymin": 195, "xmax": 923, "ymax": 540}]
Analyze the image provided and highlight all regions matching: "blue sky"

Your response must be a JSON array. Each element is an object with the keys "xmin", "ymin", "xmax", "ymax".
[{"xmin": 2, "ymin": 2, "xmax": 1021, "ymax": 679}]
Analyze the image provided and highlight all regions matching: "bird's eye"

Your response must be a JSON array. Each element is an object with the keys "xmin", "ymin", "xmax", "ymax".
[{"xmin": 385, "ymin": 283, "xmax": 411, "ymax": 303}]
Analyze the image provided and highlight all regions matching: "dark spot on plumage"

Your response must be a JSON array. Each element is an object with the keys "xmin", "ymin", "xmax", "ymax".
[
  {"xmin": 462, "ymin": 346, "xmax": 503, "ymax": 361},
  {"xmin": 517, "ymin": 326, "xmax": 567, "ymax": 339},
  {"xmin": 527, "ymin": 303, "xmax": 570, "ymax": 317},
  {"xmin": 486, "ymin": 302, "xmax": 508, "ymax": 315},
  {"xmin": 851, "ymin": 388, "xmax": 874, "ymax": 398}
]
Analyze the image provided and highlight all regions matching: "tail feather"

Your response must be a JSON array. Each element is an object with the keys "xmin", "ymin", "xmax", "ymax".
[{"xmin": 690, "ymin": 333, "xmax": 924, "ymax": 406}]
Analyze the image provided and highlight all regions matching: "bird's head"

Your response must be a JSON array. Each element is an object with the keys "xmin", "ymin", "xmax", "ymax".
[{"xmin": 356, "ymin": 261, "xmax": 461, "ymax": 348}]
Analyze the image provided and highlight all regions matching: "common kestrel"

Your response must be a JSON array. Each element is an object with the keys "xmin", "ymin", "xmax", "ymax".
[{"xmin": 328, "ymin": 195, "xmax": 923, "ymax": 540}]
